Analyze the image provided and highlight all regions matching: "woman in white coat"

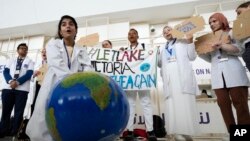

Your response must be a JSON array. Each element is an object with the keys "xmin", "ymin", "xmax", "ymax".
[
  {"xmin": 158, "ymin": 26, "xmax": 199, "ymax": 140},
  {"xmin": 26, "ymin": 15, "xmax": 93, "ymax": 141},
  {"xmin": 199, "ymin": 13, "xmax": 250, "ymax": 133}
]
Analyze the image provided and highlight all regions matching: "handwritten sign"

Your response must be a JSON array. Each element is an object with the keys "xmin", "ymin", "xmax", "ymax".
[
  {"xmin": 195, "ymin": 30, "xmax": 230, "ymax": 55},
  {"xmin": 171, "ymin": 16, "xmax": 205, "ymax": 39},
  {"xmin": 87, "ymin": 47, "xmax": 157, "ymax": 90},
  {"xmin": 233, "ymin": 10, "xmax": 250, "ymax": 40}
]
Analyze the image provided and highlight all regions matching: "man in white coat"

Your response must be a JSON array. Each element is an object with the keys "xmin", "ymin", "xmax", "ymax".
[
  {"xmin": 122, "ymin": 28, "xmax": 157, "ymax": 141},
  {"xmin": 0, "ymin": 43, "xmax": 34, "ymax": 138},
  {"xmin": 158, "ymin": 26, "xmax": 199, "ymax": 141}
]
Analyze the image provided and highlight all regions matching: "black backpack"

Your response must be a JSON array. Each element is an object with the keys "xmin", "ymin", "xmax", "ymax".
[{"xmin": 153, "ymin": 115, "xmax": 167, "ymax": 138}]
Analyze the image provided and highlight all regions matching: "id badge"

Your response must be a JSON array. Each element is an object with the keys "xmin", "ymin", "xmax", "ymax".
[
  {"xmin": 14, "ymin": 70, "xmax": 20, "ymax": 74},
  {"xmin": 168, "ymin": 57, "xmax": 176, "ymax": 62},
  {"xmin": 219, "ymin": 57, "xmax": 228, "ymax": 62}
]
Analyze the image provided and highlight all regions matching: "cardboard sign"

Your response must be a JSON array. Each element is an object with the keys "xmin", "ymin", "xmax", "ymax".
[
  {"xmin": 233, "ymin": 10, "xmax": 250, "ymax": 40},
  {"xmin": 195, "ymin": 30, "xmax": 230, "ymax": 55},
  {"xmin": 76, "ymin": 33, "xmax": 99, "ymax": 46},
  {"xmin": 171, "ymin": 16, "xmax": 205, "ymax": 39}
]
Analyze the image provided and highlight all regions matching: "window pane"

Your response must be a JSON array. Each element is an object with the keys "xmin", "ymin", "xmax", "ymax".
[
  {"xmin": 1, "ymin": 40, "xmax": 15, "ymax": 52},
  {"xmin": 28, "ymin": 36, "xmax": 45, "ymax": 50}
]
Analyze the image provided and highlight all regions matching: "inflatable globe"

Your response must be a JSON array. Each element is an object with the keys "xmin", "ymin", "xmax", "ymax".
[{"xmin": 45, "ymin": 71, "xmax": 129, "ymax": 141}]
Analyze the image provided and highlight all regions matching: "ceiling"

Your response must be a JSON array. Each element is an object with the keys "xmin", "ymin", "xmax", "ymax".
[{"xmin": 0, "ymin": 0, "xmax": 244, "ymax": 41}]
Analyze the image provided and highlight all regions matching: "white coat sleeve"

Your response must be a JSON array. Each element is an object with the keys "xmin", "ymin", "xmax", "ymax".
[
  {"xmin": 78, "ymin": 48, "xmax": 94, "ymax": 71},
  {"xmin": 227, "ymin": 32, "xmax": 245, "ymax": 56},
  {"xmin": 46, "ymin": 39, "xmax": 71, "ymax": 77},
  {"xmin": 157, "ymin": 47, "xmax": 162, "ymax": 68},
  {"xmin": 187, "ymin": 43, "xmax": 197, "ymax": 61}
]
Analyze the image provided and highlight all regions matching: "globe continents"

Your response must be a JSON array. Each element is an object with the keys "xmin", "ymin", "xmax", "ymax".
[{"xmin": 45, "ymin": 71, "xmax": 129, "ymax": 141}]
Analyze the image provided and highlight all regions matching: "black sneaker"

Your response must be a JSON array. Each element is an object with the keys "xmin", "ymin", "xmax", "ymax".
[
  {"xmin": 0, "ymin": 130, "xmax": 6, "ymax": 138},
  {"xmin": 17, "ymin": 132, "xmax": 30, "ymax": 141},
  {"xmin": 123, "ymin": 130, "xmax": 135, "ymax": 141},
  {"xmin": 0, "ymin": 134, "xmax": 5, "ymax": 138},
  {"xmin": 147, "ymin": 131, "xmax": 157, "ymax": 141}
]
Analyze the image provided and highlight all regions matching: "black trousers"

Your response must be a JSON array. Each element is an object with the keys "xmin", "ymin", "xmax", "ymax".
[
  {"xmin": 30, "ymin": 81, "xmax": 41, "ymax": 116},
  {"xmin": 0, "ymin": 89, "xmax": 28, "ymax": 136},
  {"xmin": 242, "ymin": 42, "xmax": 250, "ymax": 71}
]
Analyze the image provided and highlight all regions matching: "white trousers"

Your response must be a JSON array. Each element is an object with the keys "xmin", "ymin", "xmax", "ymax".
[{"xmin": 126, "ymin": 90, "xmax": 153, "ymax": 132}]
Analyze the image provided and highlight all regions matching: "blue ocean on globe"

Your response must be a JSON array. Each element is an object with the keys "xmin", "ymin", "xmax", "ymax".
[{"xmin": 45, "ymin": 71, "xmax": 129, "ymax": 141}]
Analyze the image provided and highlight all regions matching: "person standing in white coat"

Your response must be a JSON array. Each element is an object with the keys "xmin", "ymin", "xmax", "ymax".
[
  {"xmin": 122, "ymin": 28, "xmax": 157, "ymax": 141},
  {"xmin": 26, "ymin": 15, "xmax": 93, "ymax": 141},
  {"xmin": 199, "ymin": 13, "xmax": 250, "ymax": 133},
  {"xmin": 158, "ymin": 26, "xmax": 199, "ymax": 141},
  {"xmin": 0, "ymin": 43, "xmax": 34, "ymax": 138}
]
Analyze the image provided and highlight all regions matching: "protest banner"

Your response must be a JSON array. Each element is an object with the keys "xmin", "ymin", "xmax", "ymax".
[{"xmin": 87, "ymin": 47, "xmax": 157, "ymax": 90}]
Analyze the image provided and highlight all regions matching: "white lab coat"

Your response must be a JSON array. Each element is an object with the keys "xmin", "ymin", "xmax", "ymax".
[
  {"xmin": 2, "ymin": 57, "xmax": 34, "ymax": 92},
  {"xmin": 158, "ymin": 39, "xmax": 200, "ymax": 135},
  {"xmin": 26, "ymin": 39, "xmax": 93, "ymax": 141},
  {"xmin": 124, "ymin": 43, "xmax": 154, "ymax": 132},
  {"xmin": 158, "ymin": 39, "xmax": 199, "ymax": 98},
  {"xmin": 199, "ymin": 31, "xmax": 250, "ymax": 89}
]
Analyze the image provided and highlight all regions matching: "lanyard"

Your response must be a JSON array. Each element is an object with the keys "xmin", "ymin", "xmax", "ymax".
[
  {"xmin": 63, "ymin": 40, "xmax": 74, "ymax": 69},
  {"xmin": 165, "ymin": 38, "xmax": 176, "ymax": 56},
  {"xmin": 16, "ymin": 57, "xmax": 24, "ymax": 71},
  {"xmin": 14, "ymin": 57, "xmax": 24, "ymax": 79}
]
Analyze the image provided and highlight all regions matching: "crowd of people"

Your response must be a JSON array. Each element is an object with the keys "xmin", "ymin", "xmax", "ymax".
[{"xmin": 0, "ymin": 1, "xmax": 250, "ymax": 141}]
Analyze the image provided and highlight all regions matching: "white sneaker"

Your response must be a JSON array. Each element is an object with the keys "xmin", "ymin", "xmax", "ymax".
[
  {"xmin": 182, "ymin": 135, "xmax": 193, "ymax": 141},
  {"xmin": 222, "ymin": 134, "xmax": 229, "ymax": 141},
  {"xmin": 166, "ymin": 134, "xmax": 175, "ymax": 141},
  {"xmin": 174, "ymin": 134, "xmax": 186, "ymax": 141}
]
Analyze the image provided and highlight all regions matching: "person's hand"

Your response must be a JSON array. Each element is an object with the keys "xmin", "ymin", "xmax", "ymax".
[
  {"xmin": 33, "ymin": 70, "xmax": 41, "ymax": 77},
  {"xmin": 185, "ymin": 34, "xmax": 193, "ymax": 43},
  {"xmin": 211, "ymin": 41, "xmax": 222, "ymax": 50},
  {"xmin": 10, "ymin": 80, "xmax": 19, "ymax": 89}
]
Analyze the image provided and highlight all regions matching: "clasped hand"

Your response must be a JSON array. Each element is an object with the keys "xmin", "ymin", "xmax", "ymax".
[{"xmin": 10, "ymin": 80, "xmax": 19, "ymax": 89}]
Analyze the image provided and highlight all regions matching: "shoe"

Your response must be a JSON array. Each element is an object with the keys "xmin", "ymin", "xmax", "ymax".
[
  {"xmin": 0, "ymin": 134, "xmax": 5, "ymax": 138},
  {"xmin": 147, "ymin": 131, "xmax": 157, "ymax": 141},
  {"xmin": 8, "ymin": 131, "xmax": 17, "ymax": 137},
  {"xmin": 222, "ymin": 134, "xmax": 229, "ymax": 141},
  {"xmin": 174, "ymin": 134, "xmax": 186, "ymax": 141},
  {"xmin": 166, "ymin": 134, "xmax": 175, "ymax": 141},
  {"xmin": 17, "ymin": 132, "xmax": 30, "ymax": 140},
  {"xmin": 123, "ymin": 130, "xmax": 135, "ymax": 141},
  {"xmin": 0, "ymin": 131, "xmax": 6, "ymax": 138},
  {"xmin": 11, "ymin": 136, "xmax": 17, "ymax": 141},
  {"xmin": 182, "ymin": 135, "xmax": 193, "ymax": 141}
]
